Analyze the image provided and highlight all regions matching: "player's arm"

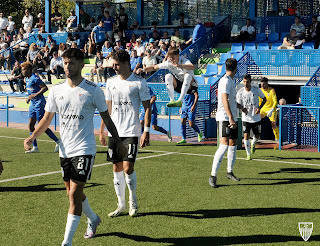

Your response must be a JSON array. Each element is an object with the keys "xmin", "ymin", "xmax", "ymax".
[
  {"xmin": 177, "ymin": 63, "xmax": 194, "ymax": 70},
  {"xmin": 141, "ymin": 100, "xmax": 151, "ymax": 148},
  {"xmin": 237, "ymin": 102, "xmax": 248, "ymax": 114},
  {"xmin": 24, "ymin": 112, "xmax": 55, "ymax": 150},
  {"xmin": 271, "ymin": 89, "xmax": 278, "ymax": 109},
  {"xmin": 222, "ymin": 93, "xmax": 236, "ymax": 128},
  {"xmin": 150, "ymin": 95, "xmax": 156, "ymax": 104},
  {"xmin": 99, "ymin": 100, "xmax": 112, "ymax": 146},
  {"xmin": 190, "ymin": 91, "xmax": 199, "ymax": 112},
  {"xmin": 256, "ymin": 96, "xmax": 267, "ymax": 114},
  {"xmin": 28, "ymin": 83, "xmax": 48, "ymax": 100},
  {"xmin": 143, "ymin": 64, "xmax": 160, "ymax": 73}
]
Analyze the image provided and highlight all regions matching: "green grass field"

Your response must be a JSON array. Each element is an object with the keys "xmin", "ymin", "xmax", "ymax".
[{"xmin": 0, "ymin": 127, "xmax": 319, "ymax": 246}]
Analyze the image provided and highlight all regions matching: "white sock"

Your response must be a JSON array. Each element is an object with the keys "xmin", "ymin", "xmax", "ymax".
[
  {"xmin": 244, "ymin": 139, "xmax": 250, "ymax": 156},
  {"xmin": 82, "ymin": 197, "xmax": 97, "ymax": 224},
  {"xmin": 178, "ymin": 74, "xmax": 192, "ymax": 101},
  {"xmin": 227, "ymin": 146, "xmax": 237, "ymax": 173},
  {"xmin": 61, "ymin": 214, "xmax": 81, "ymax": 246},
  {"xmin": 113, "ymin": 171, "xmax": 126, "ymax": 208},
  {"xmin": 165, "ymin": 74, "xmax": 175, "ymax": 101},
  {"xmin": 211, "ymin": 144, "xmax": 228, "ymax": 176},
  {"xmin": 125, "ymin": 171, "xmax": 137, "ymax": 203},
  {"xmin": 251, "ymin": 136, "xmax": 258, "ymax": 145}
]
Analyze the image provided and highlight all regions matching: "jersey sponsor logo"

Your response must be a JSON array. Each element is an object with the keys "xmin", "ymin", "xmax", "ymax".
[{"xmin": 61, "ymin": 114, "xmax": 84, "ymax": 120}]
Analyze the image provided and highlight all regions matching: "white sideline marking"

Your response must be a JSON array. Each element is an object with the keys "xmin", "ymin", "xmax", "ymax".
[{"xmin": 0, "ymin": 152, "xmax": 174, "ymax": 184}]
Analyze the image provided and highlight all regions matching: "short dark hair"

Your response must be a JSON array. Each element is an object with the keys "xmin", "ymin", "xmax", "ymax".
[
  {"xmin": 261, "ymin": 77, "xmax": 268, "ymax": 83},
  {"xmin": 225, "ymin": 58, "xmax": 237, "ymax": 72},
  {"xmin": 111, "ymin": 50, "xmax": 130, "ymax": 63},
  {"xmin": 167, "ymin": 49, "xmax": 179, "ymax": 57},
  {"xmin": 61, "ymin": 48, "xmax": 84, "ymax": 61},
  {"xmin": 243, "ymin": 74, "xmax": 251, "ymax": 81}
]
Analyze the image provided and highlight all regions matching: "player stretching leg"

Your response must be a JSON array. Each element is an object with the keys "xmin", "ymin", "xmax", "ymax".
[
  {"xmin": 236, "ymin": 75, "xmax": 266, "ymax": 160},
  {"xmin": 177, "ymin": 90, "xmax": 204, "ymax": 144},
  {"xmin": 22, "ymin": 62, "xmax": 60, "ymax": 153},
  {"xmin": 100, "ymin": 50, "xmax": 151, "ymax": 217},
  {"xmin": 209, "ymin": 59, "xmax": 246, "ymax": 188},
  {"xmin": 259, "ymin": 77, "xmax": 279, "ymax": 142},
  {"xmin": 24, "ymin": 49, "xmax": 124, "ymax": 245},
  {"xmin": 140, "ymin": 86, "xmax": 172, "ymax": 143},
  {"xmin": 142, "ymin": 49, "xmax": 198, "ymax": 108}
]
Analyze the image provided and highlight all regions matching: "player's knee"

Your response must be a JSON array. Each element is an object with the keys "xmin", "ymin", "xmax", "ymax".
[{"xmin": 165, "ymin": 74, "xmax": 173, "ymax": 84}]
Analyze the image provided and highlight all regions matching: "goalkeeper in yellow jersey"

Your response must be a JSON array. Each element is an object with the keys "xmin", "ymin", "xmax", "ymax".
[{"xmin": 259, "ymin": 77, "xmax": 279, "ymax": 140}]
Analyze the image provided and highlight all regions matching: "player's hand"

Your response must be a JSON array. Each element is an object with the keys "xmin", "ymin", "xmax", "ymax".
[
  {"xmin": 191, "ymin": 105, "xmax": 196, "ymax": 112},
  {"xmin": 28, "ymin": 94, "xmax": 35, "ymax": 100},
  {"xmin": 140, "ymin": 132, "xmax": 150, "ymax": 148},
  {"xmin": 228, "ymin": 118, "xmax": 237, "ymax": 129},
  {"xmin": 255, "ymin": 108, "xmax": 260, "ymax": 114},
  {"xmin": 99, "ymin": 133, "xmax": 107, "ymax": 146},
  {"xmin": 24, "ymin": 136, "xmax": 33, "ymax": 151},
  {"xmin": 0, "ymin": 160, "xmax": 3, "ymax": 176},
  {"xmin": 267, "ymin": 108, "xmax": 274, "ymax": 117}
]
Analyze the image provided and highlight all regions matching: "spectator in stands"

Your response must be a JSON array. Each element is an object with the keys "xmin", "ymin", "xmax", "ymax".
[
  {"xmin": 0, "ymin": 12, "xmax": 8, "ymax": 32},
  {"xmin": 84, "ymin": 35, "xmax": 95, "ymax": 57},
  {"xmin": 73, "ymin": 33, "xmax": 82, "ymax": 48},
  {"xmin": 33, "ymin": 51, "xmax": 47, "ymax": 79},
  {"xmin": 58, "ymin": 43, "xmax": 66, "ymax": 56},
  {"xmin": 160, "ymin": 31, "xmax": 170, "ymax": 44},
  {"xmin": 151, "ymin": 30, "xmax": 161, "ymax": 41},
  {"xmin": 66, "ymin": 33, "xmax": 74, "ymax": 48},
  {"xmin": 130, "ymin": 49, "xmax": 142, "ymax": 74},
  {"xmin": 18, "ymin": 27, "xmax": 25, "ymax": 37},
  {"xmin": 46, "ymin": 35, "xmax": 55, "ymax": 49},
  {"xmin": 47, "ymin": 51, "xmax": 64, "ymax": 83},
  {"xmin": 134, "ymin": 38, "xmax": 145, "ymax": 57},
  {"xmin": 102, "ymin": 10, "xmax": 114, "ymax": 41},
  {"xmin": 170, "ymin": 40, "xmax": 177, "ymax": 49},
  {"xmin": 13, "ymin": 34, "xmax": 28, "ymax": 62},
  {"xmin": 308, "ymin": 15, "xmax": 320, "ymax": 49},
  {"xmin": 2, "ymin": 29, "xmax": 11, "ymax": 43},
  {"xmin": 22, "ymin": 9, "xmax": 33, "ymax": 32},
  {"xmin": 91, "ymin": 19, "xmax": 107, "ymax": 52},
  {"xmin": 86, "ymin": 17, "xmax": 96, "ymax": 30},
  {"xmin": 238, "ymin": 18, "xmax": 256, "ymax": 41},
  {"xmin": 157, "ymin": 41, "xmax": 168, "ymax": 61},
  {"xmin": 27, "ymin": 43, "xmax": 39, "ymax": 63},
  {"xmin": 0, "ymin": 43, "xmax": 11, "ymax": 70},
  {"xmin": 130, "ymin": 21, "xmax": 140, "ymax": 30},
  {"xmin": 74, "ymin": 24, "xmax": 85, "ymax": 33},
  {"xmin": 103, "ymin": 53, "xmax": 116, "ymax": 79},
  {"xmin": 35, "ymin": 13, "xmax": 45, "ymax": 29},
  {"xmin": 101, "ymin": 40, "xmax": 113, "ymax": 58},
  {"xmin": 49, "ymin": 41, "xmax": 58, "ymax": 56},
  {"xmin": 56, "ymin": 25, "xmax": 66, "ymax": 33},
  {"xmin": 173, "ymin": 12, "xmax": 188, "ymax": 27},
  {"xmin": 66, "ymin": 10, "xmax": 77, "ymax": 31},
  {"xmin": 10, "ymin": 34, "xmax": 18, "ymax": 49},
  {"xmin": 130, "ymin": 33, "xmax": 137, "ymax": 46},
  {"xmin": 148, "ymin": 38, "xmax": 159, "ymax": 57},
  {"xmin": 192, "ymin": 18, "xmax": 206, "ymax": 43},
  {"xmin": 290, "ymin": 16, "xmax": 305, "ymax": 38},
  {"xmin": 90, "ymin": 50, "xmax": 105, "ymax": 83},
  {"xmin": 125, "ymin": 42, "xmax": 132, "ymax": 55},
  {"xmin": 114, "ymin": 39, "xmax": 124, "ymax": 51},
  {"xmin": 103, "ymin": 1, "xmax": 116, "ymax": 17},
  {"xmin": 8, "ymin": 61, "xmax": 25, "ymax": 92},
  {"xmin": 7, "ymin": 16, "xmax": 15, "ymax": 36},
  {"xmin": 118, "ymin": 7, "xmax": 128, "ymax": 31},
  {"xmin": 70, "ymin": 42, "xmax": 78, "ymax": 48},
  {"xmin": 24, "ymin": 26, "xmax": 33, "ymax": 39},
  {"xmin": 140, "ymin": 32, "xmax": 148, "ymax": 46},
  {"xmin": 279, "ymin": 29, "xmax": 304, "ymax": 49},
  {"xmin": 51, "ymin": 7, "xmax": 62, "ymax": 30},
  {"xmin": 79, "ymin": 8, "xmax": 91, "ymax": 29},
  {"xmin": 288, "ymin": 1, "xmax": 298, "ymax": 16},
  {"xmin": 115, "ymin": 29, "xmax": 127, "ymax": 44},
  {"xmin": 38, "ymin": 26, "xmax": 46, "ymax": 34},
  {"xmin": 142, "ymin": 49, "xmax": 157, "ymax": 77},
  {"xmin": 171, "ymin": 30, "xmax": 185, "ymax": 44},
  {"xmin": 36, "ymin": 34, "xmax": 45, "ymax": 48}
]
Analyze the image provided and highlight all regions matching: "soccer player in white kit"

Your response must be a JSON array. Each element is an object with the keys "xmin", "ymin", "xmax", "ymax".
[
  {"xmin": 236, "ymin": 74, "xmax": 266, "ymax": 160},
  {"xmin": 142, "ymin": 49, "xmax": 198, "ymax": 108},
  {"xmin": 24, "ymin": 48, "xmax": 124, "ymax": 246},
  {"xmin": 209, "ymin": 58, "xmax": 247, "ymax": 188},
  {"xmin": 99, "ymin": 50, "xmax": 151, "ymax": 217}
]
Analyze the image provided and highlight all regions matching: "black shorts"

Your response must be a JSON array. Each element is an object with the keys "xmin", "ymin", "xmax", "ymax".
[
  {"xmin": 173, "ymin": 75, "xmax": 198, "ymax": 95},
  {"xmin": 218, "ymin": 121, "xmax": 238, "ymax": 139},
  {"xmin": 242, "ymin": 121, "xmax": 261, "ymax": 135},
  {"xmin": 60, "ymin": 155, "xmax": 95, "ymax": 182},
  {"xmin": 107, "ymin": 137, "xmax": 139, "ymax": 163}
]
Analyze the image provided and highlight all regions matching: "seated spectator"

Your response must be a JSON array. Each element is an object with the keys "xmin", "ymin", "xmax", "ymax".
[
  {"xmin": 238, "ymin": 18, "xmax": 256, "ymax": 41},
  {"xmin": 0, "ymin": 13, "xmax": 8, "ymax": 32},
  {"xmin": 0, "ymin": 43, "xmax": 11, "ymax": 70},
  {"xmin": 7, "ymin": 16, "xmax": 15, "ymax": 36},
  {"xmin": 66, "ymin": 33, "xmax": 74, "ymax": 48},
  {"xmin": 35, "ymin": 13, "xmax": 45, "ymax": 29},
  {"xmin": 13, "ymin": 34, "xmax": 28, "ymax": 62},
  {"xmin": 66, "ymin": 10, "xmax": 77, "ymax": 31},
  {"xmin": 101, "ymin": 40, "xmax": 113, "ymax": 57},
  {"xmin": 151, "ymin": 30, "xmax": 160, "ymax": 41},
  {"xmin": 288, "ymin": 1, "xmax": 298, "ymax": 16},
  {"xmin": 103, "ymin": 53, "xmax": 116, "ymax": 79},
  {"xmin": 27, "ymin": 43, "xmax": 39, "ymax": 63},
  {"xmin": 56, "ymin": 25, "xmax": 66, "ymax": 33},
  {"xmin": 8, "ymin": 61, "xmax": 25, "ymax": 92},
  {"xmin": 142, "ymin": 49, "xmax": 157, "ymax": 77},
  {"xmin": 160, "ymin": 31, "xmax": 170, "ymax": 44},
  {"xmin": 114, "ymin": 39, "xmax": 124, "ymax": 51},
  {"xmin": 171, "ymin": 30, "xmax": 185, "ymax": 44},
  {"xmin": 48, "ymin": 41, "xmax": 58, "ymax": 57},
  {"xmin": 23, "ymin": 26, "xmax": 33, "ymax": 39},
  {"xmin": 33, "ymin": 51, "xmax": 47, "ymax": 79},
  {"xmin": 22, "ymin": 9, "xmax": 33, "ymax": 32},
  {"xmin": 74, "ymin": 24, "xmax": 85, "ymax": 32},
  {"xmin": 70, "ymin": 42, "xmax": 78, "ymax": 48},
  {"xmin": 58, "ymin": 43, "xmax": 66, "ymax": 56},
  {"xmin": 73, "ymin": 33, "xmax": 83, "ymax": 48},
  {"xmin": 148, "ymin": 38, "xmax": 159, "ymax": 57},
  {"xmin": 90, "ymin": 50, "xmax": 105, "ymax": 83},
  {"xmin": 2, "ymin": 29, "xmax": 11, "ymax": 43},
  {"xmin": 38, "ymin": 26, "xmax": 46, "ymax": 34},
  {"xmin": 36, "ymin": 34, "xmax": 46, "ymax": 48},
  {"xmin": 102, "ymin": 10, "xmax": 114, "ymax": 41},
  {"xmin": 140, "ymin": 32, "xmax": 148, "ymax": 46},
  {"xmin": 130, "ymin": 33, "xmax": 137, "ymax": 46},
  {"xmin": 118, "ymin": 7, "xmax": 128, "ymax": 31},
  {"xmin": 156, "ymin": 41, "xmax": 168, "ymax": 61},
  {"xmin": 134, "ymin": 38, "xmax": 145, "ymax": 57},
  {"xmin": 18, "ymin": 27, "xmax": 25, "ymax": 37},
  {"xmin": 79, "ymin": 8, "xmax": 91, "ymax": 29},
  {"xmin": 125, "ymin": 42, "xmax": 132, "ymax": 55},
  {"xmin": 51, "ymin": 7, "xmax": 62, "ymax": 30},
  {"xmin": 46, "ymin": 35, "xmax": 55, "ymax": 49},
  {"xmin": 130, "ymin": 21, "xmax": 140, "ymax": 30},
  {"xmin": 308, "ymin": 16, "xmax": 320, "ymax": 48},
  {"xmin": 290, "ymin": 16, "xmax": 305, "ymax": 38},
  {"xmin": 279, "ymin": 29, "xmax": 305, "ymax": 49},
  {"xmin": 130, "ymin": 49, "xmax": 142, "ymax": 74},
  {"xmin": 47, "ymin": 51, "xmax": 64, "ymax": 83},
  {"xmin": 91, "ymin": 19, "xmax": 107, "ymax": 52},
  {"xmin": 114, "ymin": 29, "xmax": 127, "ymax": 44},
  {"xmin": 170, "ymin": 39, "xmax": 177, "ymax": 49}
]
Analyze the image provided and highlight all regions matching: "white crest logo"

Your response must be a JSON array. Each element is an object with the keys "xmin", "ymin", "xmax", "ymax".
[{"xmin": 298, "ymin": 222, "xmax": 313, "ymax": 241}]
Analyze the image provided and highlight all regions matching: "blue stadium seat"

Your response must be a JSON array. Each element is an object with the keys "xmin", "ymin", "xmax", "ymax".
[
  {"xmin": 216, "ymin": 53, "xmax": 231, "ymax": 65},
  {"xmin": 244, "ymin": 43, "xmax": 256, "ymax": 51},
  {"xmin": 268, "ymin": 32, "xmax": 279, "ymax": 42},
  {"xmin": 303, "ymin": 42, "xmax": 314, "ymax": 50},
  {"xmin": 217, "ymin": 65, "xmax": 226, "ymax": 77},
  {"xmin": 230, "ymin": 43, "xmax": 243, "ymax": 54},
  {"xmin": 257, "ymin": 43, "xmax": 270, "ymax": 50},
  {"xmin": 255, "ymin": 33, "xmax": 267, "ymax": 42},
  {"xmin": 202, "ymin": 64, "xmax": 218, "ymax": 77},
  {"xmin": 280, "ymin": 32, "xmax": 289, "ymax": 41},
  {"xmin": 194, "ymin": 76, "xmax": 205, "ymax": 84},
  {"xmin": 233, "ymin": 52, "xmax": 245, "ymax": 61},
  {"xmin": 208, "ymin": 76, "xmax": 220, "ymax": 85},
  {"xmin": 271, "ymin": 42, "xmax": 282, "ymax": 50}
]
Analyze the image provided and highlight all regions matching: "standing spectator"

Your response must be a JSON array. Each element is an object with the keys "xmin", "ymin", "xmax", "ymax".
[
  {"xmin": 86, "ymin": 17, "xmax": 96, "ymax": 31},
  {"xmin": 118, "ymin": 7, "xmax": 128, "ymax": 31},
  {"xmin": 51, "ymin": 7, "xmax": 62, "ymax": 30},
  {"xmin": 91, "ymin": 19, "xmax": 106, "ymax": 52},
  {"xmin": 22, "ymin": 9, "xmax": 33, "ymax": 31},
  {"xmin": 66, "ymin": 10, "xmax": 77, "ymax": 31},
  {"xmin": 8, "ymin": 61, "xmax": 25, "ymax": 92},
  {"xmin": 47, "ymin": 51, "xmax": 64, "ymax": 83},
  {"xmin": 101, "ymin": 40, "xmax": 113, "ymax": 57},
  {"xmin": 102, "ymin": 11, "xmax": 114, "ymax": 40},
  {"xmin": 308, "ymin": 15, "xmax": 320, "ymax": 49},
  {"xmin": 79, "ymin": 8, "xmax": 91, "ymax": 29},
  {"xmin": 103, "ymin": 1, "xmax": 116, "ymax": 17},
  {"xmin": 130, "ymin": 49, "xmax": 142, "ymax": 74},
  {"xmin": 7, "ymin": 16, "xmax": 15, "ymax": 36},
  {"xmin": 173, "ymin": 13, "xmax": 188, "ymax": 27},
  {"xmin": 238, "ymin": 18, "xmax": 256, "ymax": 41},
  {"xmin": 90, "ymin": 50, "xmax": 105, "ymax": 82},
  {"xmin": 0, "ymin": 43, "xmax": 11, "ymax": 70},
  {"xmin": 290, "ymin": 16, "xmax": 305, "ymax": 38},
  {"xmin": 192, "ymin": 18, "xmax": 206, "ymax": 43},
  {"xmin": 35, "ymin": 13, "xmax": 45, "ymax": 29},
  {"xmin": 0, "ymin": 12, "xmax": 8, "ymax": 31},
  {"xmin": 36, "ymin": 34, "xmax": 45, "ymax": 48}
]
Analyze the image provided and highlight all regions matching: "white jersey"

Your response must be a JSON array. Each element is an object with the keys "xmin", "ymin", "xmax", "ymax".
[
  {"xmin": 216, "ymin": 74, "xmax": 238, "ymax": 122},
  {"xmin": 158, "ymin": 56, "xmax": 197, "ymax": 87},
  {"xmin": 236, "ymin": 86, "xmax": 265, "ymax": 123},
  {"xmin": 105, "ymin": 73, "xmax": 150, "ymax": 137},
  {"xmin": 45, "ymin": 79, "xmax": 108, "ymax": 158}
]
